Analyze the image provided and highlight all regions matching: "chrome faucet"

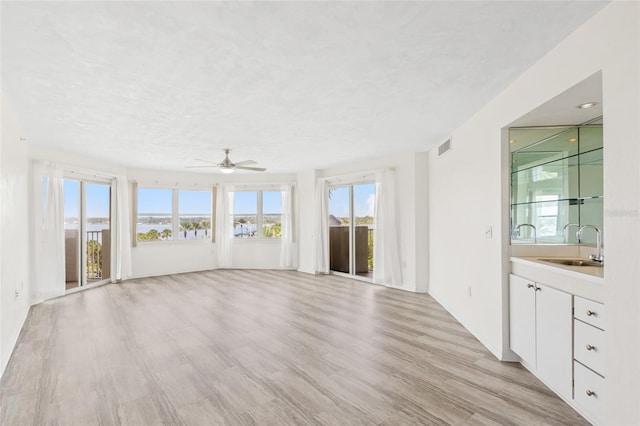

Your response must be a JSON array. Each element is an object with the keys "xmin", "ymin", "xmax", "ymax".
[
  {"xmin": 577, "ymin": 225, "xmax": 604, "ymax": 263},
  {"xmin": 563, "ymin": 223, "xmax": 580, "ymax": 243},
  {"xmin": 515, "ymin": 224, "xmax": 537, "ymax": 243}
]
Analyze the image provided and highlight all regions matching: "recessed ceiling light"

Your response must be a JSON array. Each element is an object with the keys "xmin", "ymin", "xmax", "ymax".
[
  {"xmin": 568, "ymin": 138, "xmax": 578, "ymax": 142},
  {"xmin": 509, "ymin": 139, "xmax": 516, "ymax": 144},
  {"xmin": 577, "ymin": 102, "xmax": 598, "ymax": 109}
]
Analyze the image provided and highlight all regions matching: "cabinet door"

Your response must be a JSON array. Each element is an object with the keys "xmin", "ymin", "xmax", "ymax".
[
  {"xmin": 509, "ymin": 274, "xmax": 536, "ymax": 367},
  {"xmin": 536, "ymin": 283, "xmax": 572, "ymax": 399}
]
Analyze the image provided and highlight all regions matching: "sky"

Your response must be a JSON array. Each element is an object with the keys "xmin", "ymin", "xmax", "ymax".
[
  {"xmin": 137, "ymin": 188, "xmax": 212, "ymax": 214},
  {"xmin": 137, "ymin": 188, "xmax": 277, "ymax": 215},
  {"xmin": 64, "ymin": 180, "xmax": 111, "ymax": 218},
  {"xmin": 63, "ymin": 182, "xmax": 369, "ymax": 219},
  {"xmin": 234, "ymin": 191, "xmax": 281, "ymax": 214},
  {"xmin": 329, "ymin": 183, "xmax": 376, "ymax": 218},
  {"xmin": 64, "ymin": 183, "xmax": 213, "ymax": 218}
]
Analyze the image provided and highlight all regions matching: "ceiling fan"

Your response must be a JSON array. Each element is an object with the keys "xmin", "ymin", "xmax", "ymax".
[{"xmin": 186, "ymin": 149, "xmax": 266, "ymax": 174}]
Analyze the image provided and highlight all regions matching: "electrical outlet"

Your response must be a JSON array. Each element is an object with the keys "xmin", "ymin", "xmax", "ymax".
[
  {"xmin": 15, "ymin": 290, "xmax": 19, "ymax": 300},
  {"xmin": 484, "ymin": 226, "xmax": 492, "ymax": 239}
]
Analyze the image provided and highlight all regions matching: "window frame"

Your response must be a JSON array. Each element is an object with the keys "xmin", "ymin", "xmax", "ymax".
[{"xmin": 136, "ymin": 185, "xmax": 214, "ymax": 244}]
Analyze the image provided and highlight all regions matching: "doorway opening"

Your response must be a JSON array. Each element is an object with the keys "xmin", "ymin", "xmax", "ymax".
[
  {"xmin": 63, "ymin": 178, "xmax": 112, "ymax": 290},
  {"xmin": 328, "ymin": 182, "xmax": 375, "ymax": 280}
]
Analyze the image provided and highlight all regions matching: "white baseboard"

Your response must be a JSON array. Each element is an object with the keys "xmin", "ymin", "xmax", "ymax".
[{"xmin": 1, "ymin": 305, "xmax": 30, "ymax": 380}]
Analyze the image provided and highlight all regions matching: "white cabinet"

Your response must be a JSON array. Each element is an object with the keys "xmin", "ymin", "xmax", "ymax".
[
  {"xmin": 536, "ymin": 283, "xmax": 572, "ymax": 398},
  {"xmin": 573, "ymin": 296, "xmax": 605, "ymax": 425},
  {"xmin": 575, "ymin": 297, "xmax": 605, "ymax": 330},
  {"xmin": 509, "ymin": 274, "xmax": 573, "ymax": 399},
  {"xmin": 574, "ymin": 360, "xmax": 605, "ymax": 424},
  {"xmin": 574, "ymin": 319, "xmax": 605, "ymax": 375},
  {"xmin": 509, "ymin": 274, "xmax": 536, "ymax": 366}
]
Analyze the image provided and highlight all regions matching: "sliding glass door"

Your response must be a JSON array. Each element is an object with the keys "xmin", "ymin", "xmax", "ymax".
[
  {"xmin": 328, "ymin": 182, "xmax": 375, "ymax": 279},
  {"xmin": 64, "ymin": 178, "xmax": 112, "ymax": 290}
]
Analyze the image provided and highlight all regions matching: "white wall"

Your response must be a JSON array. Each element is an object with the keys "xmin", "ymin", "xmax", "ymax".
[
  {"xmin": 296, "ymin": 169, "xmax": 318, "ymax": 274},
  {"xmin": 298, "ymin": 152, "xmax": 429, "ymax": 292},
  {"xmin": 427, "ymin": 3, "xmax": 639, "ymax": 424},
  {"xmin": 132, "ymin": 242, "xmax": 218, "ymax": 278},
  {"xmin": 0, "ymin": 96, "xmax": 31, "ymax": 376}
]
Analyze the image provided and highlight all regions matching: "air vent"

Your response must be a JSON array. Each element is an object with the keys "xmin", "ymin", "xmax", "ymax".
[{"xmin": 438, "ymin": 138, "xmax": 452, "ymax": 156}]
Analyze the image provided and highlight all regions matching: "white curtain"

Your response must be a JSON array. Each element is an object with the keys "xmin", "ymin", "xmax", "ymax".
[
  {"xmin": 314, "ymin": 179, "xmax": 329, "ymax": 274},
  {"xmin": 216, "ymin": 184, "xmax": 234, "ymax": 268},
  {"xmin": 31, "ymin": 161, "xmax": 65, "ymax": 303},
  {"xmin": 280, "ymin": 184, "xmax": 297, "ymax": 269},
  {"xmin": 113, "ymin": 177, "xmax": 133, "ymax": 281},
  {"xmin": 373, "ymin": 168, "xmax": 403, "ymax": 287}
]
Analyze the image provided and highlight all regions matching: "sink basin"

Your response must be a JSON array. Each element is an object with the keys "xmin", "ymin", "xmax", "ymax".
[{"xmin": 538, "ymin": 258, "xmax": 603, "ymax": 267}]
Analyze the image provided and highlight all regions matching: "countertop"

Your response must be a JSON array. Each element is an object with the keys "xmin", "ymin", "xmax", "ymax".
[{"xmin": 510, "ymin": 256, "xmax": 604, "ymax": 302}]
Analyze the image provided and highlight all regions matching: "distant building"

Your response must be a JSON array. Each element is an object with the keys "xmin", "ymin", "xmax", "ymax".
[{"xmin": 329, "ymin": 215, "xmax": 343, "ymax": 226}]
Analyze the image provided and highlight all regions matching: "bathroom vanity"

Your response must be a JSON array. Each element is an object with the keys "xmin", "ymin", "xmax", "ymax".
[{"xmin": 509, "ymin": 256, "xmax": 604, "ymax": 425}]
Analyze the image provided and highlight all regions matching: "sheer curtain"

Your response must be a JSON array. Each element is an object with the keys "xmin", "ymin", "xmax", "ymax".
[
  {"xmin": 314, "ymin": 179, "xmax": 329, "ymax": 274},
  {"xmin": 114, "ymin": 177, "xmax": 132, "ymax": 281},
  {"xmin": 31, "ymin": 161, "xmax": 65, "ymax": 303},
  {"xmin": 280, "ymin": 184, "xmax": 297, "ymax": 269},
  {"xmin": 373, "ymin": 168, "xmax": 403, "ymax": 287},
  {"xmin": 216, "ymin": 184, "xmax": 234, "ymax": 268}
]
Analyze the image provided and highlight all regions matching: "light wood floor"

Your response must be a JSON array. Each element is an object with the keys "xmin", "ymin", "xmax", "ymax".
[{"xmin": 0, "ymin": 270, "xmax": 587, "ymax": 425}]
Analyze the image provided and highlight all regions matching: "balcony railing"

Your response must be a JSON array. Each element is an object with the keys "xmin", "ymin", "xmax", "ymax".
[
  {"xmin": 66, "ymin": 229, "xmax": 111, "ymax": 284},
  {"xmin": 86, "ymin": 230, "xmax": 103, "ymax": 280},
  {"xmin": 329, "ymin": 225, "xmax": 374, "ymax": 273}
]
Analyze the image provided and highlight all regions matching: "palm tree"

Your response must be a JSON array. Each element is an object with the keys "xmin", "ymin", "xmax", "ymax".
[
  {"xmin": 86, "ymin": 239, "xmax": 102, "ymax": 278},
  {"xmin": 201, "ymin": 220, "xmax": 210, "ymax": 238},
  {"xmin": 181, "ymin": 221, "xmax": 193, "ymax": 239},
  {"xmin": 192, "ymin": 221, "xmax": 202, "ymax": 239}
]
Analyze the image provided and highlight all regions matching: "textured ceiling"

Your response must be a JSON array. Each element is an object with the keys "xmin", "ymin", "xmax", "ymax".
[{"xmin": 1, "ymin": 1, "xmax": 607, "ymax": 174}]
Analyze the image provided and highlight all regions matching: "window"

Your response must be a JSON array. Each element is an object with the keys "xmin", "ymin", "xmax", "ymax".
[
  {"xmin": 137, "ymin": 188, "xmax": 173, "ymax": 241},
  {"xmin": 231, "ymin": 190, "xmax": 282, "ymax": 239},
  {"xmin": 137, "ymin": 187, "xmax": 212, "ymax": 242},
  {"xmin": 179, "ymin": 190, "xmax": 212, "ymax": 240},
  {"xmin": 535, "ymin": 194, "xmax": 560, "ymax": 237}
]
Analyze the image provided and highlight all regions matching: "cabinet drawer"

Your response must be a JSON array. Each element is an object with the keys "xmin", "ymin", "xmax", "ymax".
[
  {"xmin": 574, "ymin": 320, "xmax": 605, "ymax": 376},
  {"xmin": 574, "ymin": 361, "xmax": 604, "ymax": 425},
  {"xmin": 574, "ymin": 297, "xmax": 604, "ymax": 330}
]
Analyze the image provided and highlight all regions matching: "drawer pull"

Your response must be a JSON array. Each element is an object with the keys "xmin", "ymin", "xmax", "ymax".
[
  {"xmin": 586, "ymin": 344, "xmax": 595, "ymax": 351},
  {"xmin": 586, "ymin": 390, "xmax": 596, "ymax": 397},
  {"xmin": 527, "ymin": 283, "xmax": 534, "ymax": 289},
  {"xmin": 586, "ymin": 310, "xmax": 596, "ymax": 316}
]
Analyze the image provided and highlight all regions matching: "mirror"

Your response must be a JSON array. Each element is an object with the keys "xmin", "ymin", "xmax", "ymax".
[{"xmin": 510, "ymin": 117, "xmax": 603, "ymax": 245}]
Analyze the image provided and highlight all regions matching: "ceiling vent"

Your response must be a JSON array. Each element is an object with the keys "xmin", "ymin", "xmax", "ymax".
[{"xmin": 438, "ymin": 138, "xmax": 452, "ymax": 156}]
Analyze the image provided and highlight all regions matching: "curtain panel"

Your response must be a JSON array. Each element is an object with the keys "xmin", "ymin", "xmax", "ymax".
[
  {"xmin": 215, "ymin": 184, "xmax": 234, "ymax": 268},
  {"xmin": 114, "ymin": 177, "xmax": 133, "ymax": 281},
  {"xmin": 314, "ymin": 180, "xmax": 329, "ymax": 274},
  {"xmin": 280, "ymin": 184, "xmax": 297, "ymax": 269},
  {"xmin": 373, "ymin": 168, "xmax": 403, "ymax": 287},
  {"xmin": 31, "ymin": 161, "xmax": 65, "ymax": 303}
]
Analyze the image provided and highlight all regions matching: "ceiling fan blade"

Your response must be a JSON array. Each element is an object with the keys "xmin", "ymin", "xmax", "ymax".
[
  {"xmin": 236, "ymin": 166, "xmax": 266, "ymax": 172},
  {"xmin": 193, "ymin": 158, "xmax": 220, "ymax": 165},
  {"xmin": 185, "ymin": 165, "xmax": 218, "ymax": 168},
  {"xmin": 233, "ymin": 160, "xmax": 257, "ymax": 166}
]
